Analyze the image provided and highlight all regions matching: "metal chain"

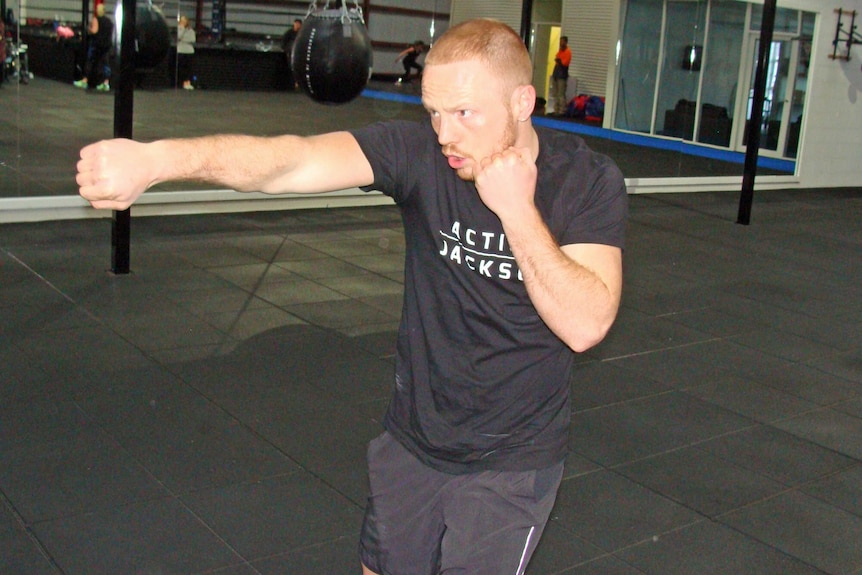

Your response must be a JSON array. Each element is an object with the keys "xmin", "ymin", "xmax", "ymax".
[{"xmin": 304, "ymin": 0, "xmax": 365, "ymax": 24}]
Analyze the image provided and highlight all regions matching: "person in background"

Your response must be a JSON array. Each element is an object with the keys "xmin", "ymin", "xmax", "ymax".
[
  {"xmin": 395, "ymin": 40, "xmax": 425, "ymax": 84},
  {"xmin": 281, "ymin": 18, "xmax": 302, "ymax": 89},
  {"xmin": 550, "ymin": 35, "xmax": 571, "ymax": 116},
  {"xmin": 281, "ymin": 18, "xmax": 302, "ymax": 61},
  {"xmin": 73, "ymin": 3, "xmax": 113, "ymax": 92},
  {"xmin": 177, "ymin": 15, "xmax": 196, "ymax": 90},
  {"xmin": 76, "ymin": 19, "xmax": 626, "ymax": 575}
]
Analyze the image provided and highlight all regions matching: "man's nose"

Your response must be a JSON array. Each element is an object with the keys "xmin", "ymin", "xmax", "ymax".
[{"xmin": 437, "ymin": 116, "xmax": 457, "ymax": 147}]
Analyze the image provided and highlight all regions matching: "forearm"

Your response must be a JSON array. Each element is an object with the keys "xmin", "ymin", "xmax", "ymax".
[
  {"xmin": 147, "ymin": 134, "xmax": 307, "ymax": 193},
  {"xmin": 503, "ymin": 207, "xmax": 620, "ymax": 352}
]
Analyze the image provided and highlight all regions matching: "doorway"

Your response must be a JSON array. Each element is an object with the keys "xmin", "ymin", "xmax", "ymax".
[
  {"xmin": 736, "ymin": 32, "xmax": 807, "ymax": 158},
  {"xmin": 530, "ymin": 23, "xmax": 561, "ymax": 109}
]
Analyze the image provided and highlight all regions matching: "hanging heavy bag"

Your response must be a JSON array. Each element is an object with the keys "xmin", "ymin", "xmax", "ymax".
[
  {"xmin": 133, "ymin": 2, "xmax": 170, "ymax": 69},
  {"xmin": 291, "ymin": 1, "xmax": 373, "ymax": 104}
]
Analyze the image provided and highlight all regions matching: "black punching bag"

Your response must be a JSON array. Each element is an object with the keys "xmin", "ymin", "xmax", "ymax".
[
  {"xmin": 291, "ymin": 4, "xmax": 373, "ymax": 104},
  {"xmin": 134, "ymin": 2, "xmax": 170, "ymax": 68}
]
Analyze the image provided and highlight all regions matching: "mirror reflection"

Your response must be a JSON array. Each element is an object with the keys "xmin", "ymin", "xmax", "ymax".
[
  {"xmin": 1, "ymin": 0, "xmax": 808, "ymax": 207},
  {"xmin": 613, "ymin": 0, "xmax": 811, "ymax": 163}
]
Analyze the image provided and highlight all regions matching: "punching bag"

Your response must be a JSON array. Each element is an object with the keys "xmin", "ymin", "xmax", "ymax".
[
  {"xmin": 291, "ymin": 2, "xmax": 373, "ymax": 104},
  {"xmin": 134, "ymin": 2, "xmax": 170, "ymax": 69}
]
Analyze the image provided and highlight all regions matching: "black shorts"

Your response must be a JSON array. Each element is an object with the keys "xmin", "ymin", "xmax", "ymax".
[{"xmin": 359, "ymin": 431, "xmax": 564, "ymax": 575}]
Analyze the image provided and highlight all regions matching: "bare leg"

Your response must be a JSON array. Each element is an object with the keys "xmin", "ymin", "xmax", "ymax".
[{"xmin": 362, "ymin": 563, "xmax": 380, "ymax": 575}]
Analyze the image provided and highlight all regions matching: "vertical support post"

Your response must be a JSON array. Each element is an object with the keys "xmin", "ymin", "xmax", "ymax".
[
  {"xmin": 194, "ymin": 0, "xmax": 203, "ymax": 34},
  {"xmin": 111, "ymin": 0, "xmax": 136, "ymax": 274},
  {"xmin": 520, "ymin": 0, "xmax": 534, "ymax": 50},
  {"xmin": 81, "ymin": 0, "xmax": 89, "ymax": 37},
  {"xmin": 737, "ymin": 0, "xmax": 776, "ymax": 225}
]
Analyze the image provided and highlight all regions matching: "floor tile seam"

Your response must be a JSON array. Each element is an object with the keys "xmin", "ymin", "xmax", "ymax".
[
  {"xmin": 0, "ymin": 247, "xmax": 204, "ymax": 365},
  {"xmin": 709, "ymin": 488, "xmax": 862, "ymax": 565},
  {"xmin": 0, "ymin": 486, "xmax": 65, "ymax": 573},
  {"xmin": 682, "ymin": 425, "xmax": 860, "ymax": 489},
  {"xmin": 0, "ymin": 247, "xmax": 100, "ymax": 320},
  {"xmin": 0, "ymin": 396, "xmax": 256, "ymax": 541},
  {"xmin": 541, "ymin": 547, "xmax": 646, "ymax": 575},
  {"xmin": 275, "ymin": 252, "xmax": 406, "ymax": 299},
  {"xmin": 181, "ymin": 293, "xmax": 310, "ymax": 332},
  {"xmin": 570, "ymin": 387, "xmax": 681, "ymax": 416},
  {"xmin": 275, "ymin": 302, "xmax": 388, "ymax": 331},
  {"xmin": 283, "ymin": 227, "xmax": 401, "ymax": 244},
  {"xmin": 681, "ymin": 384, "xmax": 857, "ymax": 427},
  {"xmin": 599, "ymin": 334, "xmax": 728, "ymax": 362},
  {"xmin": 169, "ymin": 369, "xmax": 378, "ymax": 507},
  {"xmin": 625, "ymin": 225, "xmax": 856, "ymax": 271},
  {"xmin": 797, "ymin": 355, "xmax": 862, "ymax": 388},
  {"xmin": 550, "ymin": 508, "xmax": 711, "ymax": 570},
  {"xmin": 591, "ymin": 422, "xmax": 764, "ymax": 475},
  {"xmin": 768, "ymin": 411, "xmax": 862, "ymax": 464},
  {"xmin": 602, "ymin": 439, "xmax": 821, "ymax": 504},
  {"xmin": 785, "ymin": 462, "xmax": 862, "ymax": 518},
  {"xmin": 576, "ymin": 409, "xmax": 855, "ymax": 491},
  {"xmin": 727, "ymin": 333, "xmax": 858, "ymax": 376},
  {"xmin": 758, "ymin": 368, "xmax": 862, "ymax": 407},
  {"xmin": 595, "ymin": 465, "xmax": 862, "ymax": 567},
  {"xmin": 158, "ymin": 492, "xmax": 262, "ymax": 572},
  {"xmin": 216, "ymin": 534, "xmax": 360, "ymax": 574},
  {"xmin": 197, "ymin": 233, "xmax": 352, "ymax": 332},
  {"xmin": 650, "ymin": 314, "xmax": 772, "ymax": 340}
]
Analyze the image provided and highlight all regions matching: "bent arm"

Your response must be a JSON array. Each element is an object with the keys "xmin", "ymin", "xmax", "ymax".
[
  {"xmin": 77, "ymin": 131, "xmax": 375, "ymax": 211},
  {"xmin": 507, "ymin": 210, "xmax": 622, "ymax": 352},
  {"xmin": 473, "ymin": 147, "xmax": 623, "ymax": 353}
]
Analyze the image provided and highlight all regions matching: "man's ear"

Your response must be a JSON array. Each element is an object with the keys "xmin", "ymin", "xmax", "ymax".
[{"xmin": 513, "ymin": 84, "xmax": 537, "ymax": 121}]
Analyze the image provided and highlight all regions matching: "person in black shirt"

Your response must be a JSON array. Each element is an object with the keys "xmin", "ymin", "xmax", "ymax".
[
  {"xmin": 73, "ymin": 3, "xmax": 114, "ymax": 91},
  {"xmin": 76, "ymin": 18, "xmax": 627, "ymax": 575},
  {"xmin": 395, "ymin": 40, "xmax": 426, "ymax": 84}
]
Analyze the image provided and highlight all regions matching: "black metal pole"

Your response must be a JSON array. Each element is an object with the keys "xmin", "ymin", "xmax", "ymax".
[
  {"xmin": 737, "ymin": 0, "xmax": 777, "ymax": 225},
  {"xmin": 81, "ymin": 0, "xmax": 89, "ymax": 32},
  {"xmin": 111, "ymin": 0, "xmax": 136, "ymax": 274},
  {"xmin": 520, "ymin": 0, "xmax": 534, "ymax": 50}
]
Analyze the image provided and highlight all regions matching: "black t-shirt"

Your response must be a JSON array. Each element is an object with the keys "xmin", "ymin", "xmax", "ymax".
[
  {"xmin": 351, "ymin": 119, "xmax": 628, "ymax": 473},
  {"xmin": 94, "ymin": 15, "xmax": 113, "ymax": 50}
]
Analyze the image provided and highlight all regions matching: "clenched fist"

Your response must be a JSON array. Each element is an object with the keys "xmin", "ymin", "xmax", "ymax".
[
  {"xmin": 472, "ymin": 146, "xmax": 538, "ymax": 221},
  {"xmin": 77, "ymin": 139, "xmax": 159, "ymax": 211}
]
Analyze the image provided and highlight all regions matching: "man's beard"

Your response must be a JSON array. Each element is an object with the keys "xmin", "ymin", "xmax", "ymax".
[{"xmin": 451, "ymin": 116, "xmax": 519, "ymax": 182}]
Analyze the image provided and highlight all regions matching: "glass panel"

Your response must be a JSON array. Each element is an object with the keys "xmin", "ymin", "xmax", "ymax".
[
  {"xmin": 744, "ymin": 38, "xmax": 791, "ymax": 152},
  {"xmin": 696, "ymin": 0, "xmax": 745, "ymax": 147},
  {"xmin": 1, "ymin": 0, "xmax": 30, "ymax": 198},
  {"xmin": 785, "ymin": 12, "xmax": 814, "ymax": 158},
  {"xmin": 656, "ymin": 0, "xmax": 708, "ymax": 139},
  {"xmin": 613, "ymin": 0, "xmax": 662, "ymax": 133}
]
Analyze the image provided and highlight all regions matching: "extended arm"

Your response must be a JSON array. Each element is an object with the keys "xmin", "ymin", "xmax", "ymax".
[
  {"xmin": 76, "ymin": 131, "xmax": 375, "ymax": 211},
  {"xmin": 394, "ymin": 47, "xmax": 412, "ymax": 62},
  {"xmin": 473, "ymin": 147, "xmax": 623, "ymax": 353}
]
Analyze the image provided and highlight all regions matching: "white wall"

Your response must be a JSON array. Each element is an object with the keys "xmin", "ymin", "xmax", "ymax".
[
  {"xmin": 561, "ymin": 0, "xmax": 616, "ymax": 98},
  {"xmin": 450, "ymin": 0, "xmax": 522, "ymax": 30},
  {"xmin": 785, "ymin": 0, "xmax": 862, "ymax": 188}
]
